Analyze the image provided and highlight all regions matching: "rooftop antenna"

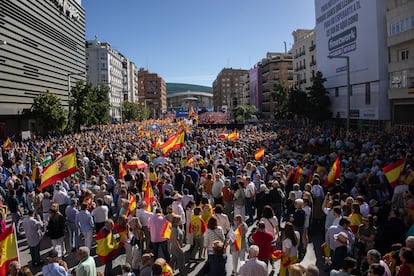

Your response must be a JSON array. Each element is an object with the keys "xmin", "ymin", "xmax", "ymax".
[{"xmin": 284, "ymin": 41, "xmax": 287, "ymax": 54}]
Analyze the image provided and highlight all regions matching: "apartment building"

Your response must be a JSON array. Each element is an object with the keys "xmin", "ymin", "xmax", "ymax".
[
  {"xmin": 0, "ymin": 0, "xmax": 85, "ymax": 137},
  {"xmin": 259, "ymin": 52, "xmax": 294, "ymax": 119},
  {"xmin": 137, "ymin": 69, "xmax": 167, "ymax": 119},
  {"xmin": 292, "ymin": 29, "xmax": 317, "ymax": 91},
  {"xmin": 212, "ymin": 68, "xmax": 248, "ymax": 120},
  {"xmin": 386, "ymin": 0, "xmax": 414, "ymax": 125},
  {"xmin": 86, "ymin": 38, "xmax": 135, "ymax": 121}
]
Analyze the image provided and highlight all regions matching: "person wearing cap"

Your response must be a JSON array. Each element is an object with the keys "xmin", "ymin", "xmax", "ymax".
[
  {"xmin": 41, "ymin": 249, "xmax": 70, "ymax": 276},
  {"xmin": 140, "ymin": 253, "xmax": 154, "ymax": 276},
  {"xmin": 331, "ymin": 232, "xmax": 352, "ymax": 270},
  {"xmin": 172, "ymin": 193, "xmax": 186, "ymax": 228},
  {"xmin": 148, "ymin": 208, "xmax": 170, "ymax": 262},
  {"xmin": 326, "ymin": 217, "xmax": 355, "ymax": 262}
]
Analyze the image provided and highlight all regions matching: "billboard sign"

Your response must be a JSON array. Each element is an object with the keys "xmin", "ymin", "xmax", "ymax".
[{"xmin": 315, "ymin": 0, "xmax": 384, "ymax": 86}]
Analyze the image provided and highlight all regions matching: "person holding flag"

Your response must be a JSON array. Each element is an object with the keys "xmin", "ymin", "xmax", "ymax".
[
  {"xmin": 229, "ymin": 214, "xmax": 248, "ymax": 275},
  {"xmin": 96, "ymin": 219, "xmax": 119, "ymax": 276}
]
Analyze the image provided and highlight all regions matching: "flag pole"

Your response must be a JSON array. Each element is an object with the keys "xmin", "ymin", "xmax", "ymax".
[{"xmin": 12, "ymin": 224, "xmax": 20, "ymax": 263}]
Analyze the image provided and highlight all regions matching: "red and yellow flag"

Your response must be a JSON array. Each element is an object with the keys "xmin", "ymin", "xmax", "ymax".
[
  {"xmin": 119, "ymin": 162, "xmax": 126, "ymax": 180},
  {"xmin": 2, "ymin": 137, "xmax": 11, "ymax": 150},
  {"xmin": 126, "ymin": 193, "xmax": 136, "ymax": 217},
  {"xmin": 0, "ymin": 225, "xmax": 18, "ymax": 276},
  {"xmin": 227, "ymin": 130, "xmax": 240, "ymax": 140},
  {"xmin": 187, "ymin": 157, "xmax": 195, "ymax": 165},
  {"xmin": 161, "ymin": 220, "xmax": 172, "ymax": 239},
  {"xmin": 382, "ymin": 158, "xmax": 406, "ymax": 188},
  {"xmin": 293, "ymin": 166, "xmax": 303, "ymax": 183},
  {"xmin": 160, "ymin": 130, "xmax": 185, "ymax": 156},
  {"xmin": 234, "ymin": 225, "xmax": 242, "ymax": 251},
  {"xmin": 38, "ymin": 148, "xmax": 77, "ymax": 191},
  {"xmin": 254, "ymin": 148, "xmax": 265, "ymax": 161},
  {"xmin": 96, "ymin": 228, "xmax": 119, "ymax": 264},
  {"xmin": 325, "ymin": 157, "xmax": 341, "ymax": 186},
  {"xmin": 143, "ymin": 181, "xmax": 155, "ymax": 212},
  {"xmin": 188, "ymin": 105, "xmax": 196, "ymax": 119}
]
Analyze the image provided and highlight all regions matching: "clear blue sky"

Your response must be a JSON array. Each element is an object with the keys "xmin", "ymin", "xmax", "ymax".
[{"xmin": 82, "ymin": 0, "xmax": 315, "ymax": 87}]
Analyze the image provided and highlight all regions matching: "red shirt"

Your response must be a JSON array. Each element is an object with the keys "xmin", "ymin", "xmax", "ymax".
[{"xmin": 252, "ymin": 230, "xmax": 274, "ymax": 260}]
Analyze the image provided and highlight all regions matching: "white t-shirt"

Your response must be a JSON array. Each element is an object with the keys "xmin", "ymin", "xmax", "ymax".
[
  {"xmin": 260, "ymin": 216, "xmax": 279, "ymax": 238},
  {"xmin": 283, "ymin": 231, "xmax": 300, "ymax": 257},
  {"xmin": 303, "ymin": 205, "xmax": 311, "ymax": 228}
]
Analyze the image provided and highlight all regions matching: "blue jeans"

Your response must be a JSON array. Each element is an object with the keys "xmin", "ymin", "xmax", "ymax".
[
  {"xmin": 29, "ymin": 243, "xmax": 41, "ymax": 265},
  {"xmin": 152, "ymin": 240, "xmax": 170, "ymax": 262},
  {"xmin": 67, "ymin": 222, "xmax": 80, "ymax": 249}
]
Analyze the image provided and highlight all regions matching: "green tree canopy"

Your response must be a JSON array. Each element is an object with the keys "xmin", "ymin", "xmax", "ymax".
[
  {"xmin": 31, "ymin": 90, "xmax": 67, "ymax": 134},
  {"xmin": 122, "ymin": 101, "xmax": 150, "ymax": 122},
  {"xmin": 271, "ymin": 81, "xmax": 291, "ymax": 119},
  {"xmin": 307, "ymin": 71, "xmax": 332, "ymax": 121},
  {"xmin": 233, "ymin": 105, "xmax": 257, "ymax": 123},
  {"xmin": 69, "ymin": 81, "xmax": 111, "ymax": 132},
  {"xmin": 288, "ymin": 86, "xmax": 309, "ymax": 118}
]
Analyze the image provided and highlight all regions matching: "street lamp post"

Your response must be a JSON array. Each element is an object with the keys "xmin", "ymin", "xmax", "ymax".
[{"xmin": 328, "ymin": 55, "xmax": 350, "ymax": 132}]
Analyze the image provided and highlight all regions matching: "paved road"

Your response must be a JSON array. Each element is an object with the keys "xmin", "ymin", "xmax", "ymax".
[{"xmin": 16, "ymin": 220, "xmax": 328, "ymax": 276}]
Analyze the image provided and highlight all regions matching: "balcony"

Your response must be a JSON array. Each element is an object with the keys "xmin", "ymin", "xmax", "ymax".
[
  {"xmin": 309, "ymin": 44, "xmax": 316, "ymax": 52},
  {"xmin": 310, "ymin": 60, "xmax": 316, "ymax": 67}
]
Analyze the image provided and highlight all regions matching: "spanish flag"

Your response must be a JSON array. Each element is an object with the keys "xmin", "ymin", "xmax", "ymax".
[
  {"xmin": 234, "ymin": 225, "xmax": 242, "ymax": 251},
  {"xmin": 254, "ymin": 148, "xmax": 265, "ymax": 161},
  {"xmin": 126, "ymin": 193, "xmax": 136, "ymax": 217},
  {"xmin": 325, "ymin": 156, "xmax": 341, "ymax": 186},
  {"xmin": 227, "ymin": 130, "xmax": 240, "ymax": 140},
  {"xmin": 143, "ymin": 181, "xmax": 155, "ymax": 212},
  {"xmin": 38, "ymin": 148, "xmax": 77, "ymax": 191},
  {"xmin": 0, "ymin": 225, "xmax": 18, "ymax": 276},
  {"xmin": 114, "ymin": 224, "xmax": 127, "ymax": 248},
  {"xmin": 293, "ymin": 166, "xmax": 303, "ymax": 183},
  {"xmin": 382, "ymin": 158, "xmax": 406, "ymax": 188},
  {"xmin": 160, "ymin": 130, "xmax": 185, "ymax": 156},
  {"xmin": 2, "ymin": 137, "xmax": 11, "ymax": 150},
  {"xmin": 188, "ymin": 105, "xmax": 196, "ymax": 119},
  {"xmin": 96, "ymin": 228, "xmax": 119, "ymax": 264},
  {"xmin": 161, "ymin": 220, "xmax": 172, "ymax": 239},
  {"xmin": 187, "ymin": 157, "xmax": 195, "ymax": 165},
  {"xmin": 119, "ymin": 162, "xmax": 126, "ymax": 180}
]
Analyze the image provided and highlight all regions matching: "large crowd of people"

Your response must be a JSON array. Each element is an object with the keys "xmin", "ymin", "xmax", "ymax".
[{"xmin": 1, "ymin": 119, "xmax": 414, "ymax": 276}]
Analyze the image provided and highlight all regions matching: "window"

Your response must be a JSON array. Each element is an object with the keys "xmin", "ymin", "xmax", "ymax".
[
  {"xmin": 399, "ymin": 49, "xmax": 409, "ymax": 60},
  {"xmin": 365, "ymin": 83, "xmax": 371, "ymax": 105},
  {"xmin": 335, "ymin": 87, "xmax": 339, "ymax": 97}
]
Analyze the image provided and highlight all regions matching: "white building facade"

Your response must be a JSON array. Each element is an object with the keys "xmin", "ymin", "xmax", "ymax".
[
  {"xmin": 315, "ymin": 0, "xmax": 390, "ymax": 126},
  {"xmin": 292, "ymin": 29, "xmax": 317, "ymax": 91},
  {"xmin": 86, "ymin": 39, "xmax": 138, "ymax": 121}
]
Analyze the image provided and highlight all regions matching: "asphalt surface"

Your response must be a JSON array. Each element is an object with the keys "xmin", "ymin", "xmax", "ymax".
[{"xmin": 16, "ymin": 219, "xmax": 329, "ymax": 276}]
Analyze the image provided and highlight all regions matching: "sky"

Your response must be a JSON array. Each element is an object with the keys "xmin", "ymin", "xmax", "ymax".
[{"xmin": 82, "ymin": 0, "xmax": 316, "ymax": 87}]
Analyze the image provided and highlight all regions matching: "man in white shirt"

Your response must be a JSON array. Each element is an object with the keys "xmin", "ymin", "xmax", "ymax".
[
  {"xmin": 136, "ymin": 201, "xmax": 153, "ymax": 251},
  {"xmin": 239, "ymin": 245, "xmax": 267, "ymax": 276},
  {"xmin": 52, "ymin": 182, "xmax": 68, "ymax": 215},
  {"xmin": 245, "ymin": 176, "xmax": 256, "ymax": 224},
  {"xmin": 91, "ymin": 198, "xmax": 108, "ymax": 233}
]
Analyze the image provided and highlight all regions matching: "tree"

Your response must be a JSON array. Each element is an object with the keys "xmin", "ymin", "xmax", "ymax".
[
  {"xmin": 122, "ymin": 101, "xmax": 150, "ymax": 122},
  {"xmin": 271, "ymin": 81, "xmax": 291, "ymax": 119},
  {"xmin": 233, "ymin": 105, "xmax": 257, "ymax": 123},
  {"xmin": 89, "ymin": 84, "xmax": 110, "ymax": 125},
  {"xmin": 69, "ymin": 81, "xmax": 111, "ymax": 132},
  {"xmin": 69, "ymin": 80, "xmax": 91, "ymax": 132},
  {"xmin": 31, "ymin": 91, "xmax": 67, "ymax": 134},
  {"xmin": 307, "ymin": 71, "xmax": 332, "ymax": 121},
  {"xmin": 288, "ymin": 86, "xmax": 309, "ymax": 118}
]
